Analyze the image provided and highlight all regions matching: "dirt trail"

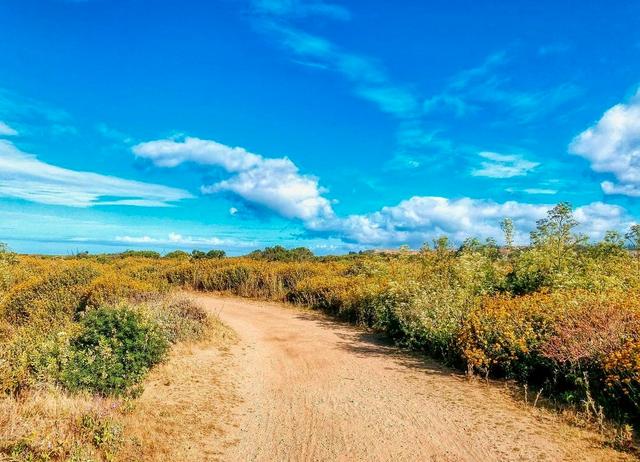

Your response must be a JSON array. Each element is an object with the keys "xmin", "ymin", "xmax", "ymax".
[{"xmin": 194, "ymin": 294, "xmax": 630, "ymax": 462}]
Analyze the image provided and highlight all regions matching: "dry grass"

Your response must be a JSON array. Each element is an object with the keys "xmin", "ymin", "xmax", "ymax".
[
  {"xmin": 120, "ymin": 320, "xmax": 238, "ymax": 461},
  {"xmin": 0, "ymin": 313, "xmax": 237, "ymax": 462},
  {"xmin": 0, "ymin": 388, "xmax": 123, "ymax": 461}
]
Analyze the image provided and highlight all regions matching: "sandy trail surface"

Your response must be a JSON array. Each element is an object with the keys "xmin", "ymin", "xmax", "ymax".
[{"xmin": 193, "ymin": 293, "xmax": 630, "ymax": 462}]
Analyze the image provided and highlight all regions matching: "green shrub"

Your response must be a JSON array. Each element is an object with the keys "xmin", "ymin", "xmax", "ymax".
[
  {"xmin": 119, "ymin": 250, "xmax": 161, "ymax": 259},
  {"xmin": 371, "ymin": 280, "xmax": 467, "ymax": 362},
  {"xmin": 248, "ymin": 245, "xmax": 314, "ymax": 262},
  {"xmin": 60, "ymin": 306, "xmax": 169, "ymax": 396},
  {"xmin": 164, "ymin": 250, "xmax": 190, "ymax": 259},
  {"xmin": 191, "ymin": 249, "xmax": 226, "ymax": 259}
]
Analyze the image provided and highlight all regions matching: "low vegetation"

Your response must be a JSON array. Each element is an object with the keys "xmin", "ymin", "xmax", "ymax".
[
  {"xmin": 2, "ymin": 202, "xmax": 640, "ymax": 458},
  {"xmin": 0, "ymin": 248, "xmax": 217, "ymax": 460},
  {"xmin": 163, "ymin": 204, "xmax": 640, "ymax": 432}
]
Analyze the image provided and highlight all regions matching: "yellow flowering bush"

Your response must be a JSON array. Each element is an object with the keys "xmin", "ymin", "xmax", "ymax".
[
  {"xmin": 82, "ymin": 272, "xmax": 160, "ymax": 309},
  {"xmin": 458, "ymin": 292, "xmax": 564, "ymax": 378}
]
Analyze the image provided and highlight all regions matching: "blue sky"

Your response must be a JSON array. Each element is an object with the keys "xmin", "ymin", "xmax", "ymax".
[{"xmin": 1, "ymin": 0, "xmax": 639, "ymax": 254}]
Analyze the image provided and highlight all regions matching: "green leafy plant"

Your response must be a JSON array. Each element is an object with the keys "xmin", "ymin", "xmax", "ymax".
[
  {"xmin": 60, "ymin": 305, "xmax": 169, "ymax": 396},
  {"xmin": 248, "ymin": 245, "xmax": 314, "ymax": 262}
]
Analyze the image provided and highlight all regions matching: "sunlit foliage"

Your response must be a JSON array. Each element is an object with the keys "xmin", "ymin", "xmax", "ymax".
[{"xmin": 1, "ymin": 202, "xmax": 640, "ymax": 429}]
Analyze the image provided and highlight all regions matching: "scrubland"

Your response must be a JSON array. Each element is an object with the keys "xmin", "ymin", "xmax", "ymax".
[
  {"xmin": 2, "ymin": 203, "xmax": 640, "ymax": 459},
  {"xmin": 0, "ymin": 249, "xmax": 233, "ymax": 460}
]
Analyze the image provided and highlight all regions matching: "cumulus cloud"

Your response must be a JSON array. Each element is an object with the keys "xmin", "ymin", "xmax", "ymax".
[
  {"xmin": 573, "ymin": 202, "xmax": 634, "ymax": 240},
  {"xmin": 311, "ymin": 196, "xmax": 633, "ymax": 246},
  {"xmin": 0, "ymin": 121, "xmax": 17, "ymax": 136},
  {"xmin": 0, "ymin": 140, "xmax": 192, "ymax": 207},
  {"xmin": 471, "ymin": 151, "xmax": 539, "ymax": 178},
  {"xmin": 570, "ymin": 91, "xmax": 640, "ymax": 197},
  {"xmin": 313, "ymin": 197, "xmax": 547, "ymax": 246},
  {"xmin": 133, "ymin": 137, "xmax": 334, "ymax": 221},
  {"xmin": 202, "ymin": 158, "xmax": 333, "ymax": 221},
  {"xmin": 133, "ymin": 136, "xmax": 261, "ymax": 171},
  {"xmin": 134, "ymin": 135, "xmax": 636, "ymax": 247}
]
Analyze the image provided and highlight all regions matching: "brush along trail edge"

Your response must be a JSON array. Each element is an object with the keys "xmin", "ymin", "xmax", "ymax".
[{"xmin": 193, "ymin": 293, "xmax": 630, "ymax": 462}]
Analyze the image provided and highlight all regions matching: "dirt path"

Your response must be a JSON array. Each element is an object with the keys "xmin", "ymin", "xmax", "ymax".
[{"xmin": 193, "ymin": 294, "xmax": 631, "ymax": 462}]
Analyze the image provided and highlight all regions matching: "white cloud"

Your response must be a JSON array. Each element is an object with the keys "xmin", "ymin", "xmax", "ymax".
[
  {"xmin": 0, "ymin": 121, "xmax": 17, "ymax": 136},
  {"xmin": 0, "ymin": 140, "xmax": 192, "ymax": 207},
  {"xmin": 507, "ymin": 187, "xmax": 558, "ymax": 195},
  {"xmin": 134, "ymin": 136, "xmax": 635, "ymax": 247},
  {"xmin": 202, "ymin": 158, "xmax": 333, "ymax": 221},
  {"xmin": 313, "ymin": 197, "xmax": 547, "ymax": 246},
  {"xmin": 133, "ymin": 136, "xmax": 261, "ymax": 171},
  {"xmin": 520, "ymin": 188, "xmax": 558, "ymax": 195},
  {"xmin": 471, "ymin": 151, "xmax": 539, "ymax": 178},
  {"xmin": 114, "ymin": 232, "xmax": 254, "ymax": 248},
  {"xmin": 134, "ymin": 137, "xmax": 334, "ymax": 221},
  {"xmin": 570, "ymin": 91, "xmax": 640, "ymax": 197},
  {"xmin": 601, "ymin": 181, "xmax": 640, "ymax": 197},
  {"xmin": 311, "ymin": 196, "xmax": 633, "ymax": 246},
  {"xmin": 573, "ymin": 202, "xmax": 633, "ymax": 240}
]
